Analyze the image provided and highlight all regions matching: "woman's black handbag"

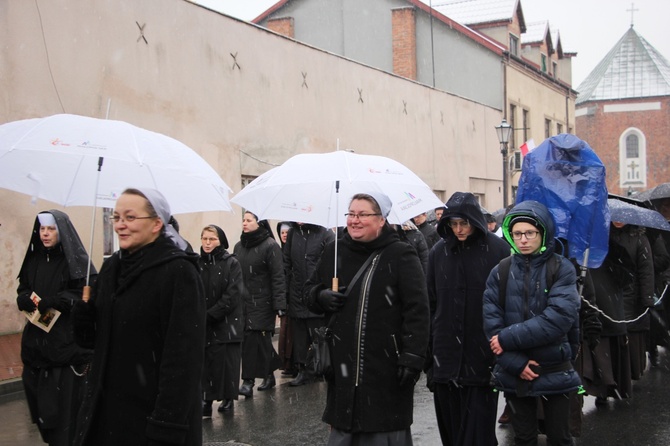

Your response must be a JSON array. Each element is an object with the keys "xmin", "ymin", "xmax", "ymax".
[
  {"xmin": 310, "ymin": 249, "xmax": 383, "ymax": 378},
  {"xmin": 311, "ymin": 325, "xmax": 333, "ymax": 378}
]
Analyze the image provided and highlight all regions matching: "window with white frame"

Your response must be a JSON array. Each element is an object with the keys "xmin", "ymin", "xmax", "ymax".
[
  {"xmin": 619, "ymin": 128, "xmax": 646, "ymax": 187},
  {"xmin": 509, "ymin": 34, "xmax": 519, "ymax": 56}
]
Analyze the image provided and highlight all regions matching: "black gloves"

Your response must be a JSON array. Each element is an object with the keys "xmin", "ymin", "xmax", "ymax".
[
  {"xmin": 37, "ymin": 295, "xmax": 72, "ymax": 313},
  {"xmin": 17, "ymin": 294, "xmax": 37, "ymax": 312},
  {"xmin": 71, "ymin": 300, "xmax": 96, "ymax": 329},
  {"xmin": 397, "ymin": 366, "xmax": 421, "ymax": 387},
  {"xmin": 586, "ymin": 332, "xmax": 600, "ymax": 351},
  {"xmin": 316, "ymin": 288, "xmax": 346, "ymax": 312}
]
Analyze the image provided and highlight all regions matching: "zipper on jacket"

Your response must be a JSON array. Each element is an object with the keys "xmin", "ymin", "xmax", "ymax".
[
  {"xmin": 355, "ymin": 254, "xmax": 381, "ymax": 387},
  {"xmin": 523, "ymin": 257, "xmax": 531, "ymax": 319},
  {"xmin": 392, "ymin": 334, "xmax": 399, "ymax": 357}
]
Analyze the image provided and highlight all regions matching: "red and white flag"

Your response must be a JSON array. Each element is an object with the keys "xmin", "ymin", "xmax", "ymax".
[{"xmin": 519, "ymin": 139, "xmax": 535, "ymax": 157}]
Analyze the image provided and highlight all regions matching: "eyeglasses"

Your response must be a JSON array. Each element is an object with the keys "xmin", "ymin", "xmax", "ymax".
[
  {"xmin": 447, "ymin": 219, "xmax": 470, "ymax": 228},
  {"xmin": 345, "ymin": 212, "xmax": 381, "ymax": 220},
  {"xmin": 109, "ymin": 215, "xmax": 155, "ymax": 223},
  {"xmin": 511, "ymin": 230, "xmax": 540, "ymax": 240},
  {"xmin": 201, "ymin": 237, "xmax": 219, "ymax": 242}
]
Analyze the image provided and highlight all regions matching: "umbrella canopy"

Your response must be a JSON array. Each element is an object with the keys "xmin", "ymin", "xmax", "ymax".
[
  {"xmin": 231, "ymin": 150, "xmax": 444, "ymax": 228},
  {"xmin": 0, "ymin": 114, "xmax": 232, "ymax": 214},
  {"xmin": 608, "ymin": 198, "xmax": 670, "ymax": 231},
  {"xmin": 637, "ymin": 182, "xmax": 670, "ymax": 203},
  {"xmin": 516, "ymin": 133, "xmax": 609, "ymax": 268}
]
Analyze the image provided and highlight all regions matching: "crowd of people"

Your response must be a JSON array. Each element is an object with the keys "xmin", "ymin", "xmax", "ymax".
[{"xmin": 14, "ymin": 186, "xmax": 670, "ymax": 446}]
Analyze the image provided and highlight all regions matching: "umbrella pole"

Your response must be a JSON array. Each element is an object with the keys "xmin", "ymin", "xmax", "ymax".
[
  {"xmin": 332, "ymin": 180, "xmax": 340, "ymax": 291},
  {"xmin": 577, "ymin": 248, "xmax": 590, "ymax": 298},
  {"xmin": 83, "ymin": 156, "xmax": 104, "ymax": 302}
]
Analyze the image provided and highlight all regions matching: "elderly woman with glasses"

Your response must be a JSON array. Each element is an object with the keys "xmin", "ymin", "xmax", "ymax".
[
  {"xmin": 483, "ymin": 200, "xmax": 581, "ymax": 446},
  {"xmin": 306, "ymin": 191, "xmax": 430, "ymax": 446},
  {"xmin": 72, "ymin": 188, "xmax": 205, "ymax": 446}
]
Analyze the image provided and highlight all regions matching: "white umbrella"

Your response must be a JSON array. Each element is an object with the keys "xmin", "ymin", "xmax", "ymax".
[
  {"xmin": 0, "ymin": 114, "xmax": 233, "ymax": 297},
  {"xmin": 231, "ymin": 150, "xmax": 444, "ymax": 291},
  {"xmin": 231, "ymin": 150, "xmax": 444, "ymax": 228},
  {"xmin": 0, "ymin": 114, "xmax": 232, "ymax": 214}
]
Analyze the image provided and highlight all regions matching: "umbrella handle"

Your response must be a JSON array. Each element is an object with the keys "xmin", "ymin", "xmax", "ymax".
[
  {"xmin": 82, "ymin": 285, "xmax": 91, "ymax": 302},
  {"xmin": 332, "ymin": 277, "xmax": 339, "ymax": 292}
]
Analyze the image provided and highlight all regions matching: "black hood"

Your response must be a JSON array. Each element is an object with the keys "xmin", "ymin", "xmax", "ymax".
[
  {"xmin": 437, "ymin": 192, "xmax": 488, "ymax": 240},
  {"xmin": 199, "ymin": 224, "xmax": 230, "ymax": 260},
  {"xmin": 18, "ymin": 209, "xmax": 97, "ymax": 281},
  {"xmin": 207, "ymin": 224, "xmax": 229, "ymax": 250}
]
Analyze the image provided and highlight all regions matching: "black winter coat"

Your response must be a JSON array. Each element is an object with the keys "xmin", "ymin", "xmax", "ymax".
[
  {"xmin": 234, "ymin": 227, "xmax": 286, "ymax": 332},
  {"xmin": 397, "ymin": 226, "xmax": 429, "ymax": 274},
  {"xmin": 200, "ymin": 243, "xmax": 244, "ymax": 345},
  {"xmin": 427, "ymin": 192, "xmax": 510, "ymax": 386},
  {"xmin": 306, "ymin": 227, "xmax": 430, "ymax": 433},
  {"xmin": 17, "ymin": 210, "xmax": 95, "ymax": 369},
  {"xmin": 589, "ymin": 252, "xmax": 628, "ymax": 337},
  {"xmin": 284, "ymin": 223, "xmax": 334, "ymax": 319},
  {"xmin": 417, "ymin": 220, "xmax": 440, "ymax": 250},
  {"xmin": 73, "ymin": 236, "xmax": 205, "ymax": 446},
  {"xmin": 610, "ymin": 225, "xmax": 655, "ymax": 332}
]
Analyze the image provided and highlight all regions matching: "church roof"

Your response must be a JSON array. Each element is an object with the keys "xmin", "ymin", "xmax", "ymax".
[{"xmin": 576, "ymin": 27, "xmax": 670, "ymax": 104}]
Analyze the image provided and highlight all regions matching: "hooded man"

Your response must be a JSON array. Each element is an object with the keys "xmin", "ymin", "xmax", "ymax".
[{"xmin": 427, "ymin": 192, "xmax": 510, "ymax": 445}]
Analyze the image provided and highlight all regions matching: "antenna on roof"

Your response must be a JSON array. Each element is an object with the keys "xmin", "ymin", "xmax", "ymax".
[{"xmin": 626, "ymin": 2, "xmax": 639, "ymax": 28}]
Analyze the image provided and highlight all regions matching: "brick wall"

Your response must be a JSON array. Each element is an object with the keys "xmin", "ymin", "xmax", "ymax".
[
  {"xmin": 267, "ymin": 17, "xmax": 295, "ymax": 38},
  {"xmin": 576, "ymin": 97, "xmax": 670, "ymax": 195},
  {"xmin": 392, "ymin": 7, "xmax": 416, "ymax": 81}
]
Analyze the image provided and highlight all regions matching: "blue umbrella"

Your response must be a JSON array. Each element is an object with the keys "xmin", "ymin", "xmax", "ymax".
[
  {"xmin": 516, "ymin": 134, "xmax": 609, "ymax": 268},
  {"xmin": 608, "ymin": 198, "xmax": 670, "ymax": 231}
]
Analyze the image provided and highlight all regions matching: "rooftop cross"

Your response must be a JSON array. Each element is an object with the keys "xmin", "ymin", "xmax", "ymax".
[{"xmin": 626, "ymin": 3, "xmax": 639, "ymax": 27}]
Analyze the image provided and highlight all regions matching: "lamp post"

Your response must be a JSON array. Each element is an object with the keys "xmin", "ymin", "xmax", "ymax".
[{"xmin": 495, "ymin": 119, "xmax": 513, "ymax": 208}]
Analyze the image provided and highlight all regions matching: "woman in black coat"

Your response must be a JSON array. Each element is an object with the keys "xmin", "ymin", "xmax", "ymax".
[
  {"xmin": 72, "ymin": 188, "xmax": 205, "ymax": 446},
  {"xmin": 200, "ymin": 225, "xmax": 244, "ymax": 415},
  {"xmin": 307, "ymin": 192, "xmax": 430, "ymax": 445},
  {"xmin": 16, "ymin": 210, "xmax": 96, "ymax": 446},
  {"xmin": 234, "ymin": 212, "xmax": 286, "ymax": 396},
  {"xmin": 395, "ymin": 220, "xmax": 429, "ymax": 274},
  {"xmin": 611, "ymin": 224, "xmax": 655, "ymax": 380}
]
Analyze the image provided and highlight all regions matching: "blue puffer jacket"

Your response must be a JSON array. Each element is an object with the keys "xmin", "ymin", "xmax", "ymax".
[{"xmin": 483, "ymin": 200, "xmax": 581, "ymax": 396}]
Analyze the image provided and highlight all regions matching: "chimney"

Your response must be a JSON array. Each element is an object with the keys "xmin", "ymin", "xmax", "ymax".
[
  {"xmin": 267, "ymin": 17, "xmax": 295, "ymax": 38},
  {"xmin": 392, "ymin": 7, "xmax": 417, "ymax": 80}
]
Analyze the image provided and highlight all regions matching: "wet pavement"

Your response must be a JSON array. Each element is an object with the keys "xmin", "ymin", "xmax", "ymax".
[{"xmin": 2, "ymin": 350, "xmax": 670, "ymax": 445}]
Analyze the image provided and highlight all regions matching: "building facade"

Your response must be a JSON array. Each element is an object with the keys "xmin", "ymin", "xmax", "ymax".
[
  {"xmin": 0, "ymin": 0, "xmax": 503, "ymax": 333},
  {"xmin": 255, "ymin": 0, "xmax": 577, "ymax": 204}
]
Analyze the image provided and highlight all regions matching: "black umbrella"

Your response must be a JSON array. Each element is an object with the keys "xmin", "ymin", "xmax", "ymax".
[{"xmin": 607, "ymin": 198, "xmax": 670, "ymax": 231}]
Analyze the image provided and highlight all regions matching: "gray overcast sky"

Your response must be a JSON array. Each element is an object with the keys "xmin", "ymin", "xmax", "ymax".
[{"xmin": 194, "ymin": 0, "xmax": 670, "ymax": 87}]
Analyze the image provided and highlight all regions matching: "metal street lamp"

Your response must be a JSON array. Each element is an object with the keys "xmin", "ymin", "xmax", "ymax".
[{"xmin": 495, "ymin": 119, "xmax": 513, "ymax": 208}]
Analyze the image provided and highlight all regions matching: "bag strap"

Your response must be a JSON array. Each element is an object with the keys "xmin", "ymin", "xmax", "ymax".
[
  {"xmin": 497, "ymin": 256, "xmax": 512, "ymax": 310},
  {"xmin": 345, "ymin": 249, "xmax": 383, "ymax": 296},
  {"xmin": 325, "ymin": 248, "xmax": 383, "ymax": 330},
  {"xmin": 498, "ymin": 254, "xmax": 562, "ymax": 310}
]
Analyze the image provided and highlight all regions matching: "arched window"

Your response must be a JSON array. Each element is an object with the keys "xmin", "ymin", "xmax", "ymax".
[{"xmin": 619, "ymin": 128, "xmax": 646, "ymax": 187}]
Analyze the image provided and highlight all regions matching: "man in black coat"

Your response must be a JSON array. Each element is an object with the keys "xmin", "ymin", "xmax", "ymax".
[
  {"xmin": 283, "ymin": 222, "xmax": 334, "ymax": 385},
  {"xmin": 427, "ymin": 192, "xmax": 510, "ymax": 445}
]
